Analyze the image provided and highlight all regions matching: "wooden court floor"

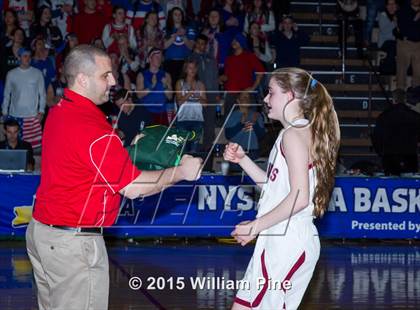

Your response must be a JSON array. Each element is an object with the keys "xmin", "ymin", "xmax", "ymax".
[{"xmin": 1, "ymin": 240, "xmax": 419, "ymax": 309}]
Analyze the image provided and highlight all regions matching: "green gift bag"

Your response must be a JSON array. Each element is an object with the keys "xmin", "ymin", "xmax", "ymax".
[{"xmin": 127, "ymin": 125, "xmax": 196, "ymax": 170}]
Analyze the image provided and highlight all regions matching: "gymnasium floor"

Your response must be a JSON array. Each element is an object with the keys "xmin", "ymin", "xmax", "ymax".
[{"xmin": 1, "ymin": 240, "xmax": 419, "ymax": 309}]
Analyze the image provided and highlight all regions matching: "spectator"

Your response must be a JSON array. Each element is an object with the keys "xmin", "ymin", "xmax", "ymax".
[
  {"xmin": 225, "ymin": 91, "xmax": 265, "ymax": 160},
  {"xmin": 97, "ymin": 0, "xmax": 113, "ymax": 20},
  {"xmin": 270, "ymin": 15, "xmax": 309, "ymax": 68},
  {"xmin": 202, "ymin": 8, "xmax": 233, "ymax": 68},
  {"xmin": 108, "ymin": 52, "xmax": 131, "ymax": 98},
  {"xmin": 47, "ymin": 63, "xmax": 67, "ymax": 107},
  {"xmin": 2, "ymin": 48, "xmax": 45, "ymax": 149},
  {"xmin": 0, "ymin": 118, "xmax": 35, "ymax": 171},
  {"xmin": 164, "ymin": 7, "xmax": 195, "ymax": 88},
  {"xmin": 137, "ymin": 11, "xmax": 164, "ymax": 68},
  {"xmin": 221, "ymin": 0, "xmax": 245, "ymax": 34},
  {"xmin": 126, "ymin": 0, "xmax": 166, "ymax": 30},
  {"xmin": 1, "ymin": 27, "xmax": 26, "ymax": 82},
  {"xmin": 197, "ymin": 0, "xmax": 216, "ymax": 21},
  {"xmin": 55, "ymin": 32, "xmax": 78, "ymax": 69},
  {"xmin": 29, "ymin": 5, "xmax": 63, "ymax": 50},
  {"xmin": 336, "ymin": 0, "xmax": 364, "ymax": 58},
  {"xmin": 102, "ymin": 6, "xmax": 137, "ymax": 55},
  {"xmin": 160, "ymin": 0, "xmax": 186, "ymax": 15},
  {"xmin": 113, "ymin": 88, "xmax": 150, "ymax": 146},
  {"xmin": 79, "ymin": 0, "xmax": 113, "ymax": 20},
  {"xmin": 268, "ymin": 0, "xmax": 290, "ymax": 26},
  {"xmin": 136, "ymin": 48, "xmax": 172, "ymax": 125},
  {"xmin": 364, "ymin": 0, "xmax": 385, "ymax": 46},
  {"xmin": 0, "ymin": 9, "xmax": 19, "ymax": 47},
  {"xmin": 378, "ymin": 0, "xmax": 398, "ymax": 74},
  {"xmin": 372, "ymin": 90, "xmax": 420, "ymax": 175},
  {"xmin": 189, "ymin": 34, "xmax": 220, "ymax": 150},
  {"xmin": 4, "ymin": 0, "xmax": 34, "ymax": 35},
  {"xmin": 395, "ymin": 0, "xmax": 420, "ymax": 92},
  {"xmin": 186, "ymin": 0, "xmax": 204, "ymax": 31},
  {"xmin": 116, "ymin": 34, "xmax": 140, "ymax": 75},
  {"xmin": 221, "ymin": 33, "xmax": 264, "ymax": 117},
  {"xmin": 91, "ymin": 36, "xmax": 105, "ymax": 50},
  {"xmin": 244, "ymin": 0, "xmax": 275, "ymax": 34},
  {"xmin": 38, "ymin": 0, "xmax": 77, "ymax": 37},
  {"xmin": 31, "ymin": 36, "xmax": 56, "ymax": 90},
  {"xmin": 247, "ymin": 21, "xmax": 274, "ymax": 65},
  {"xmin": 175, "ymin": 59, "xmax": 207, "ymax": 153},
  {"xmin": 72, "ymin": 0, "xmax": 107, "ymax": 44}
]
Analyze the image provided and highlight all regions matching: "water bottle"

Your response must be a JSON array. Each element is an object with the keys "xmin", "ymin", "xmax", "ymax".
[
  {"xmin": 215, "ymin": 144, "xmax": 221, "ymax": 157},
  {"xmin": 216, "ymin": 104, "xmax": 222, "ymax": 120}
]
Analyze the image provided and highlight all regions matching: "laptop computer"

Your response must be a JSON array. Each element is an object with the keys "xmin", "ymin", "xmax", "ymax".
[{"xmin": 0, "ymin": 149, "xmax": 28, "ymax": 172}]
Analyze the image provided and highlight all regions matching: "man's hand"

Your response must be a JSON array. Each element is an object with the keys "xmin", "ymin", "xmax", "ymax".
[
  {"xmin": 131, "ymin": 133, "xmax": 145, "ymax": 145},
  {"xmin": 178, "ymin": 154, "xmax": 202, "ymax": 181}
]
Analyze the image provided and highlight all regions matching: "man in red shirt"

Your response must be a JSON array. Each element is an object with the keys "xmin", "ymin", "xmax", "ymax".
[
  {"xmin": 72, "ymin": 0, "xmax": 108, "ymax": 44},
  {"xmin": 221, "ymin": 33, "xmax": 265, "ymax": 120},
  {"xmin": 26, "ymin": 45, "xmax": 202, "ymax": 310}
]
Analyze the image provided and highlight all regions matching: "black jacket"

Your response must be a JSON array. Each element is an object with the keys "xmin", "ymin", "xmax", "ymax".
[{"xmin": 372, "ymin": 104, "xmax": 420, "ymax": 156}]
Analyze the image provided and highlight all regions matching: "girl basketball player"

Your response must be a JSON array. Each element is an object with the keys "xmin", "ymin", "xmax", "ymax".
[{"xmin": 224, "ymin": 68, "xmax": 340, "ymax": 309}]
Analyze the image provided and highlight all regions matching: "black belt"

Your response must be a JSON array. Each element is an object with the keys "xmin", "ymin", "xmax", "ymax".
[{"xmin": 48, "ymin": 224, "xmax": 103, "ymax": 235}]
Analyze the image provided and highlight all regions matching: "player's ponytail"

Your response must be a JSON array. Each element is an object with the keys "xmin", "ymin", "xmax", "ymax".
[
  {"xmin": 270, "ymin": 68, "xmax": 340, "ymax": 217},
  {"xmin": 307, "ymin": 81, "xmax": 340, "ymax": 217}
]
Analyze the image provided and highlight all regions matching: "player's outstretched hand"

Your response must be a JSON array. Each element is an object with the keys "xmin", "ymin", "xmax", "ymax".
[
  {"xmin": 178, "ymin": 154, "xmax": 203, "ymax": 181},
  {"xmin": 231, "ymin": 220, "xmax": 257, "ymax": 246},
  {"xmin": 223, "ymin": 143, "xmax": 245, "ymax": 164}
]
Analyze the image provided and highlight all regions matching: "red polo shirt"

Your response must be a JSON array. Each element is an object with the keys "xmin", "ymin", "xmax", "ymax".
[
  {"xmin": 224, "ymin": 51, "xmax": 265, "ymax": 91},
  {"xmin": 33, "ymin": 89, "xmax": 141, "ymax": 227}
]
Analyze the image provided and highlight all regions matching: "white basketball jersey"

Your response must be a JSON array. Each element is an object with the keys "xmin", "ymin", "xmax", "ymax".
[{"xmin": 257, "ymin": 120, "xmax": 317, "ymax": 222}]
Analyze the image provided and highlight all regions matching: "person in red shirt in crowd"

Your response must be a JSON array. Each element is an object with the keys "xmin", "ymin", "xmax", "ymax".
[
  {"xmin": 26, "ymin": 45, "xmax": 202, "ymax": 310},
  {"xmin": 102, "ymin": 6, "xmax": 137, "ymax": 55},
  {"xmin": 78, "ymin": 0, "xmax": 113, "ymax": 20},
  {"xmin": 3, "ymin": 0, "xmax": 34, "ymax": 34},
  {"xmin": 221, "ymin": 33, "xmax": 264, "ymax": 119},
  {"xmin": 72, "ymin": 0, "xmax": 108, "ymax": 44},
  {"xmin": 96, "ymin": 0, "xmax": 113, "ymax": 20}
]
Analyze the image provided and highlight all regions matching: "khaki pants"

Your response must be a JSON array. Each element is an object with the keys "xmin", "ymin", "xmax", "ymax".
[
  {"xmin": 26, "ymin": 219, "xmax": 109, "ymax": 310},
  {"xmin": 396, "ymin": 39, "xmax": 420, "ymax": 90}
]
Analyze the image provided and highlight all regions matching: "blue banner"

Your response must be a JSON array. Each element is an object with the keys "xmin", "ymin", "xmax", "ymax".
[
  {"xmin": 317, "ymin": 177, "xmax": 420, "ymax": 239},
  {"xmin": 0, "ymin": 174, "xmax": 419, "ymax": 239}
]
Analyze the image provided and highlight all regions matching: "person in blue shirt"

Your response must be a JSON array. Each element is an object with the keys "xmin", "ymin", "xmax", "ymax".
[
  {"xmin": 220, "ymin": 0, "xmax": 245, "ymax": 35},
  {"xmin": 163, "ymin": 7, "xmax": 196, "ymax": 89},
  {"xmin": 202, "ymin": 8, "xmax": 235, "ymax": 69},
  {"xmin": 225, "ymin": 91, "xmax": 265, "ymax": 161},
  {"xmin": 31, "ymin": 36, "xmax": 56, "ymax": 90},
  {"xmin": 136, "ymin": 47, "xmax": 173, "ymax": 125}
]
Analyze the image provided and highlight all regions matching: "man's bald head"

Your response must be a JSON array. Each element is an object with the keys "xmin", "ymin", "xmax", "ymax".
[{"xmin": 64, "ymin": 44, "xmax": 109, "ymax": 87}]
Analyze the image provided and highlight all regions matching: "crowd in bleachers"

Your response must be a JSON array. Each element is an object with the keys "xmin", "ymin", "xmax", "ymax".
[
  {"xmin": 0, "ymin": 0, "xmax": 303, "ymax": 165},
  {"xmin": 0, "ymin": 0, "xmax": 419, "ymax": 175}
]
